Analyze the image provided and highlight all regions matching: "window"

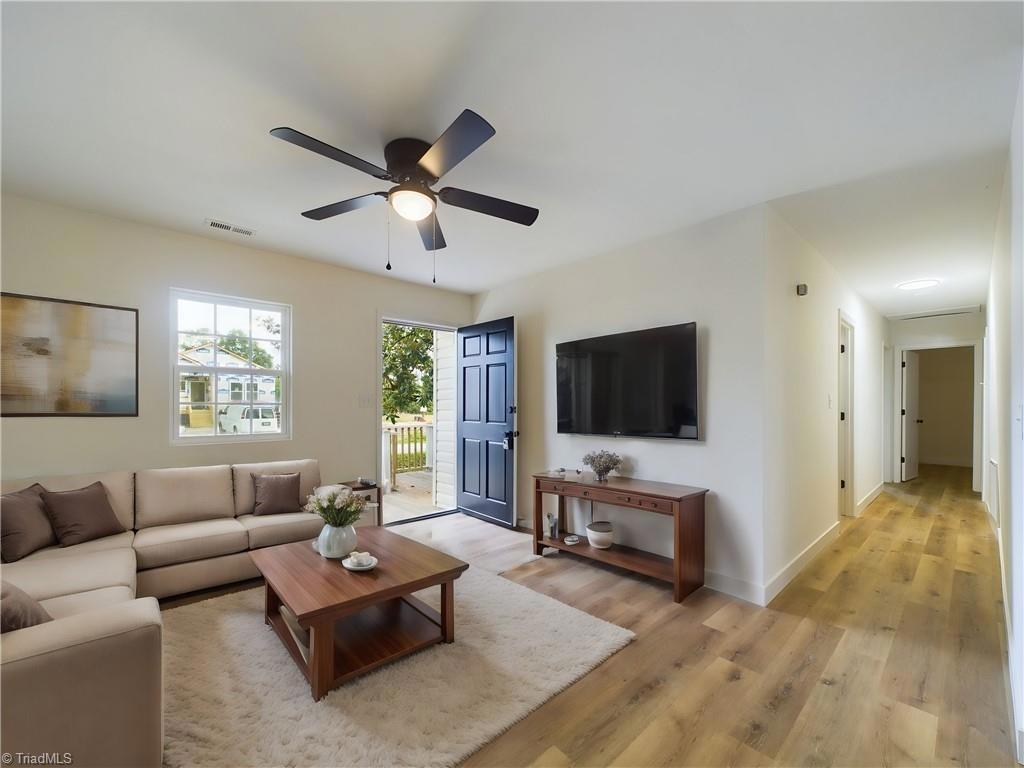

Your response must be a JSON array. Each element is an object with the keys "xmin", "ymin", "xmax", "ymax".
[{"xmin": 172, "ymin": 289, "xmax": 290, "ymax": 442}]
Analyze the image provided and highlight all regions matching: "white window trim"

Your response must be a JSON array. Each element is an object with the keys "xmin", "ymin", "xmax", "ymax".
[{"xmin": 170, "ymin": 287, "xmax": 292, "ymax": 445}]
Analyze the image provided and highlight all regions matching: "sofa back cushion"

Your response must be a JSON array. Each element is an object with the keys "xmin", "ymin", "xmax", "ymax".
[
  {"xmin": 135, "ymin": 465, "xmax": 234, "ymax": 529},
  {"xmin": 232, "ymin": 459, "xmax": 321, "ymax": 517},
  {"xmin": 1, "ymin": 471, "xmax": 135, "ymax": 531}
]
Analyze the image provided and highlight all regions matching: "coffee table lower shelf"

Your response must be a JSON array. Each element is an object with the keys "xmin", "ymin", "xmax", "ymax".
[{"xmin": 267, "ymin": 595, "xmax": 445, "ymax": 700}]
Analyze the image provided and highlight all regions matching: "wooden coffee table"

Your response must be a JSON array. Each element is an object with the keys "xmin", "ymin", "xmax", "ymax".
[{"xmin": 250, "ymin": 526, "xmax": 469, "ymax": 701}]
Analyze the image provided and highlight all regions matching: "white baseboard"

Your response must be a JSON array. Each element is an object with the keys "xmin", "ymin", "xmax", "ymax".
[
  {"xmin": 855, "ymin": 482, "xmax": 884, "ymax": 516},
  {"xmin": 763, "ymin": 521, "xmax": 841, "ymax": 604},
  {"xmin": 704, "ymin": 569, "xmax": 765, "ymax": 606}
]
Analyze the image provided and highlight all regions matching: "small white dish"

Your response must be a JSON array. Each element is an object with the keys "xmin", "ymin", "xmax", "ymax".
[{"xmin": 342, "ymin": 555, "xmax": 378, "ymax": 572}]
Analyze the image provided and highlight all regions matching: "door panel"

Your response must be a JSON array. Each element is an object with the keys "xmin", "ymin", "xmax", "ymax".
[
  {"xmin": 457, "ymin": 317, "xmax": 515, "ymax": 526},
  {"xmin": 902, "ymin": 350, "xmax": 920, "ymax": 481}
]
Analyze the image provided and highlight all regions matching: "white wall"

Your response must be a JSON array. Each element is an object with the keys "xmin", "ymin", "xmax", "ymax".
[
  {"xmin": 987, "ymin": 59, "xmax": 1024, "ymax": 762},
  {"xmin": 917, "ymin": 347, "xmax": 974, "ymax": 467},
  {"xmin": 473, "ymin": 206, "xmax": 769, "ymax": 602},
  {"xmin": 761, "ymin": 206, "xmax": 887, "ymax": 599},
  {"xmin": 0, "ymin": 195, "xmax": 473, "ymax": 483}
]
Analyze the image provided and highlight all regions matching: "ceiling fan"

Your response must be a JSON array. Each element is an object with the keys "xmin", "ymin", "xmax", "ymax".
[{"xmin": 271, "ymin": 109, "xmax": 538, "ymax": 252}]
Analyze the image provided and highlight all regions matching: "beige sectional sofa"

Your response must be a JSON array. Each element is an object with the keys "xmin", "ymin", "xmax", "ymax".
[{"xmin": 1, "ymin": 458, "xmax": 365, "ymax": 767}]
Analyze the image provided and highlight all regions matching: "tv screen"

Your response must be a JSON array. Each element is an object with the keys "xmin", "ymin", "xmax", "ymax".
[{"xmin": 556, "ymin": 322, "xmax": 698, "ymax": 439}]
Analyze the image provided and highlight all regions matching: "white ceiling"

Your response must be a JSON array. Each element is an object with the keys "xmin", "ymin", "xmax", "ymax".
[{"xmin": 2, "ymin": 2, "xmax": 1022, "ymax": 305}]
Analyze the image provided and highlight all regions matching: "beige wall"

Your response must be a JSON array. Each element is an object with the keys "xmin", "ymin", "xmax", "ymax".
[
  {"xmin": 761, "ymin": 205, "xmax": 887, "ymax": 598},
  {"xmin": 1, "ymin": 195, "xmax": 472, "ymax": 484},
  {"xmin": 917, "ymin": 347, "xmax": 974, "ymax": 467},
  {"xmin": 474, "ymin": 205, "xmax": 770, "ymax": 602}
]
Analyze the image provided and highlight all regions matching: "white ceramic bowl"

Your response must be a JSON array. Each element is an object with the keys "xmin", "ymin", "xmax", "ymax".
[{"xmin": 586, "ymin": 521, "xmax": 614, "ymax": 549}]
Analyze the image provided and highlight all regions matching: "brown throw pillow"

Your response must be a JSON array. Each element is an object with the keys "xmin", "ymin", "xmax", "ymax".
[
  {"xmin": 1, "ymin": 483, "xmax": 57, "ymax": 562},
  {"xmin": 1, "ymin": 581, "xmax": 52, "ymax": 634},
  {"xmin": 41, "ymin": 482, "xmax": 125, "ymax": 547},
  {"xmin": 253, "ymin": 473, "xmax": 301, "ymax": 516}
]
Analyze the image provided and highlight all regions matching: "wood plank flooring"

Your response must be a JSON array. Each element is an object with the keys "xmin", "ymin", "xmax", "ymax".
[{"xmin": 441, "ymin": 465, "xmax": 1017, "ymax": 767}]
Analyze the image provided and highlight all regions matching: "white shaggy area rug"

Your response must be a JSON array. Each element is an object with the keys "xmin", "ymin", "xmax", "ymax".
[{"xmin": 162, "ymin": 567, "xmax": 633, "ymax": 768}]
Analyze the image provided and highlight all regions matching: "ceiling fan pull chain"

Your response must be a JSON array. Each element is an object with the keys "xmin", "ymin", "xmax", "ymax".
[
  {"xmin": 385, "ymin": 202, "xmax": 392, "ymax": 271},
  {"xmin": 432, "ymin": 215, "xmax": 437, "ymax": 284}
]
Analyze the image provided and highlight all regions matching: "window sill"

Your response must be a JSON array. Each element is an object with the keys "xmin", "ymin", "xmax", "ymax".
[{"xmin": 171, "ymin": 433, "xmax": 293, "ymax": 447}]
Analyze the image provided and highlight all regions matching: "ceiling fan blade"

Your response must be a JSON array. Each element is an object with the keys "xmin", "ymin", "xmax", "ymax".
[
  {"xmin": 271, "ymin": 127, "xmax": 391, "ymax": 180},
  {"xmin": 417, "ymin": 110, "xmax": 495, "ymax": 179},
  {"xmin": 301, "ymin": 192, "xmax": 387, "ymax": 220},
  {"xmin": 415, "ymin": 213, "xmax": 447, "ymax": 251},
  {"xmin": 439, "ymin": 187, "xmax": 539, "ymax": 226}
]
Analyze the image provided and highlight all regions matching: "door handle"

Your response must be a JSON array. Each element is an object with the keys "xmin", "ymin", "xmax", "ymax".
[{"xmin": 503, "ymin": 430, "xmax": 514, "ymax": 450}]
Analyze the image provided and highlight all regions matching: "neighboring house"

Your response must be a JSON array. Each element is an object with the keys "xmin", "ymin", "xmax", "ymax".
[{"xmin": 178, "ymin": 344, "xmax": 279, "ymax": 430}]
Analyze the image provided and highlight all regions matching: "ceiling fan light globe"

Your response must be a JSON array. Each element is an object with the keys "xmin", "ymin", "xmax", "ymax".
[{"xmin": 390, "ymin": 189, "xmax": 435, "ymax": 222}]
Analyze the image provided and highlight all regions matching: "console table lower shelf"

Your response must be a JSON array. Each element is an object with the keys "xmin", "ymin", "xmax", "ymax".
[{"xmin": 533, "ymin": 473, "xmax": 707, "ymax": 602}]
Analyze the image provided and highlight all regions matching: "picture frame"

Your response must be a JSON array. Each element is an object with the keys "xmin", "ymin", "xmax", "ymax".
[{"xmin": 1, "ymin": 292, "xmax": 139, "ymax": 417}]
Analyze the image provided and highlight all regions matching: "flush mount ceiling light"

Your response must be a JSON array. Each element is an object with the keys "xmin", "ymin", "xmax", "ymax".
[
  {"xmin": 897, "ymin": 279, "xmax": 940, "ymax": 291},
  {"xmin": 388, "ymin": 185, "xmax": 435, "ymax": 222}
]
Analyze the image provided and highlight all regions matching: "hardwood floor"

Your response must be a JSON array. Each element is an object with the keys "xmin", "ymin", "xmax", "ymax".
[{"xmin": 450, "ymin": 464, "xmax": 1016, "ymax": 767}]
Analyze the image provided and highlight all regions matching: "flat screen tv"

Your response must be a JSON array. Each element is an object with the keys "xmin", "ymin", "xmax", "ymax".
[{"xmin": 556, "ymin": 322, "xmax": 698, "ymax": 439}]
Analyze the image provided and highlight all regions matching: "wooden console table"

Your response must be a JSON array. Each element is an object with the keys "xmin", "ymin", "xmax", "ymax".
[{"xmin": 532, "ymin": 473, "xmax": 707, "ymax": 602}]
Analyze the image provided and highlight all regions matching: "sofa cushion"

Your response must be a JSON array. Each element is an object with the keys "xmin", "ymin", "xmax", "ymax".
[
  {"xmin": 21, "ymin": 532, "xmax": 135, "ymax": 562},
  {"xmin": 41, "ymin": 482, "xmax": 125, "ymax": 548},
  {"xmin": 232, "ymin": 460, "xmax": 321, "ymax": 517},
  {"xmin": 238, "ymin": 512, "xmax": 324, "ymax": 550},
  {"xmin": 0, "ymin": 549, "xmax": 136, "ymax": 602},
  {"xmin": 135, "ymin": 465, "xmax": 234, "ymax": 529},
  {"xmin": 253, "ymin": 473, "xmax": 302, "ymax": 516},
  {"xmin": 1, "ymin": 582, "xmax": 52, "ymax": 633},
  {"xmin": 1, "ymin": 471, "xmax": 135, "ymax": 531},
  {"xmin": 133, "ymin": 518, "xmax": 248, "ymax": 570},
  {"xmin": 1, "ymin": 484, "xmax": 57, "ymax": 562},
  {"xmin": 38, "ymin": 586, "xmax": 135, "ymax": 620}
]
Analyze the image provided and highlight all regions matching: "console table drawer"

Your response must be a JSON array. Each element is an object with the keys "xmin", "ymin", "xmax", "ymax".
[
  {"xmin": 536, "ymin": 479, "xmax": 581, "ymax": 496},
  {"xmin": 577, "ymin": 486, "xmax": 645, "ymax": 510}
]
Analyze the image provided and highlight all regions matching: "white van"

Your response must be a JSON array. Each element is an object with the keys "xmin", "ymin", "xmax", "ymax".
[{"xmin": 217, "ymin": 404, "xmax": 279, "ymax": 434}]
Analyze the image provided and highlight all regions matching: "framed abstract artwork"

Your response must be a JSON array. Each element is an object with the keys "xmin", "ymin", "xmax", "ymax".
[{"xmin": 1, "ymin": 292, "xmax": 138, "ymax": 416}]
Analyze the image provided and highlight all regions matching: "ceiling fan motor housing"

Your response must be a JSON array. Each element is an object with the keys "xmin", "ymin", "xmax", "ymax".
[{"xmin": 384, "ymin": 138, "xmax": 436, "ymax": 185}]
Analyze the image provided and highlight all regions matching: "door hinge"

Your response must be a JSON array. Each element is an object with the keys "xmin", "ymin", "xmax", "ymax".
[
  {"xmin": 901, "ymin": 456, "xmax": 906, "ymax": 463},
  {"xmin": 902, "ymin": 361, "xmax": 906, "ymax": 368},
  {"xmin": 901, "ymin": 409, "xmax": 906, "ymax": 416},
  {"xmin": 509, "ymin": 405, "xmax": 517, "ymax": 414},
  {"xmin": 840, "ymin": 344, "xmax": 845, "ymax": 353},
  {"xmin": 840, "ymin": 411, "xmax": 846, "ymax": 421},
  {"xmin": 840, "ymin": 480, "xmax": 846, "ymax": 489}
]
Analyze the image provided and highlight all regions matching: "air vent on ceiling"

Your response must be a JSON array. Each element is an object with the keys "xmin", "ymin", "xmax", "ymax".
[{"xmin": 204, "ymin": 218, "xmax": 254, "ymax": 237}]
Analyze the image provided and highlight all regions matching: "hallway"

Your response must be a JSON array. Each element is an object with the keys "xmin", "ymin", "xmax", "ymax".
[{"xmin": 463, "ymin": 464, "xmax": 1016, "ymax": 767}]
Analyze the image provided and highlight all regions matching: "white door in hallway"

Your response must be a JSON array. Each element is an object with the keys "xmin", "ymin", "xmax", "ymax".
[{"xmin": 901, "ymin": 349, "xmax": 920, "ymax": 481}]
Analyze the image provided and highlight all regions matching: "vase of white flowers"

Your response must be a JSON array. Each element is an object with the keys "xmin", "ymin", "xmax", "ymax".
[
  {"xmin": 306, "ymin": 488, "xmax": 365, "ymax": 559},
  {"xmin": 582, "ymin": 450, "xmax": 623, "ymax": 482}
]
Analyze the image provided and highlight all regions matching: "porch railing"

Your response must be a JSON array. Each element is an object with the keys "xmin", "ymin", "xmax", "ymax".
[{"xmin": 385, "ymin": 425, "xmax": 428, "ymax": 486}]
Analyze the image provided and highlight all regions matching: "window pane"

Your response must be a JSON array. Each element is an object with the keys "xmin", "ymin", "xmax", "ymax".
[
  {"xmin": 215, "ymin": 335, "xmax": 250, "ymax": 367},
  {"xmin": 216, "ymin": 304, "xmax": 250, "ymax": 337},
  {"xmin": 178, "ymin": 334, "xmax": 217, "ymax": 367},
  {"xmin": 216, "ymin": 373, "xmax": 251, "ymax": 403},
  {"xmin": 253, "ymin": 309, "xmax": 282, "ymax": 340},
  {"xmin": 216, "ymin": 403, "xmax": 252, "ymax": 436},
  {"xmin": 250, "ymin": 407, "xmax": 282, "ymax": 434},
  {"xmin": 252, "ymin": 339, "xmax": 281, "ymax": 370},
  {"xmin": 178, "ymin": 404, "xmax": 214, "ymax": 437},
  {"xmin": 252, "ymin": 375, "xmax": 282, "ymax": 403},
  {"xmin": 178, "ymin": 371, "xmax": 212, "ymax": 406},
  {"xmin": 177, "ymin": 299, "xmax": 214, "ymax": 334}
]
